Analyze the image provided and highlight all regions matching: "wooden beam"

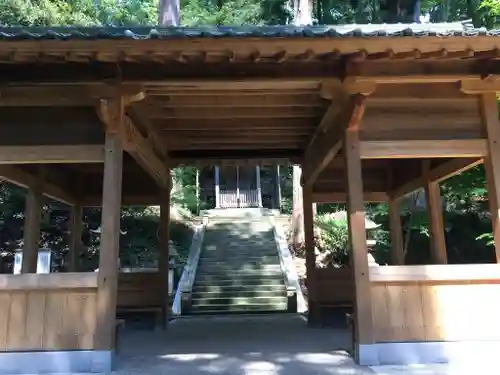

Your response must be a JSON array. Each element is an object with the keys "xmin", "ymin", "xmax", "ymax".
[
  {"xmin": 128, "ymin": 107, "xmax": 168, "ymax": 160},
  {"xmin": 461, "ymin": 79, "xmax": 500, "ymax": 94},
  {"xmin": 0, "ymin": 145, "xmax": 104, "ymax": 164},
  {"xmin": 80, "ymin": 194, "xmax": 160, "ymax": 207},
  {"xmin": 0, "ymin": 165, "xmax": 76, "ymax": 204},
  {"xmin": 303, "ymin": 94, "xmax": 366, "ymax": 186},
  {"xmin": 313, "ymin": 191, "xmax": 387, "ymax": 203},
  {"xmin": 347, "ymin": 59, "xmax": 488, "ymax": 84},
  {"xmin": 0, "ymin": 56, "xmax": 498, "ymax": 84},
  {"xmin": 99, "ymin": 98, "xmax": 170, "ymax": 188},
  {"xmin": 0, "ymin": 84, "xmax": 144, "ymax": 106},
  {"xmin": 343, "ymin": 115, "xmax": 374, "ymax": 351},
  {"xmin": 95, "ymin": 132, "xmax": 123, "ymax": 350},
  {"xmin": 481, "ymin": 93, "xmax": 500, "ymax": 263},
  {"xmin": 392, "ymin": 158, "xmax": 482, "ymax": 200},
  {"xmin": 360, "ymin": 140, "xmax": 487, "ymax": 159}
]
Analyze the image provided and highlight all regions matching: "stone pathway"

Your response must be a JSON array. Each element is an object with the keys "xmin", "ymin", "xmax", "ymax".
[{"xmin": 115, "ymin": 314, "xmax": 373, "ymax": 375}]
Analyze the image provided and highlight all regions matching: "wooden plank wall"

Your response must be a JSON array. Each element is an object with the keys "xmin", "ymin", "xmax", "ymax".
[
  {"xmin": 370, "ymin": 265, "xmax": 500, "ymax": 343},
  {"xmin": 0, "ymin": 273, "xmax": 98, "ymax": 351},
  {"xmin": 117, "ymin": 272, "xmax": 164, "ymax": 308},
  {"xmin": 312, "ymin": 267, "xmax": 354, "ymax": 306}
]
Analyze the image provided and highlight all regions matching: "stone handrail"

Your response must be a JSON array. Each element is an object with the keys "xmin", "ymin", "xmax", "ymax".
[
  {"xmin": 268, "ymin": 214, "xmax": 307, "ymax": 313},
  {"xmin": 171, "ymin": 221, "xmax": 206, "ymax": 316}
]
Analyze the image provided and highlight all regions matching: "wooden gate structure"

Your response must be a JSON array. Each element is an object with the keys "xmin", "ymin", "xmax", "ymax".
[{"xmin": 0, "ymin": 22, "xmax": 500, "ymax": 372}]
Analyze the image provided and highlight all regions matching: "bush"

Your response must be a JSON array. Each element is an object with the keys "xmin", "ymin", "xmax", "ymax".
[{"xmin": 314, "ymin": 214, "xmax": 350, "ymax": 267}]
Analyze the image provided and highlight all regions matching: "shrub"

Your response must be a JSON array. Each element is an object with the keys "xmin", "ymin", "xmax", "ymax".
[{"xmin": 314, "ymin": 214, "xmax": 349, "ymax": 267}]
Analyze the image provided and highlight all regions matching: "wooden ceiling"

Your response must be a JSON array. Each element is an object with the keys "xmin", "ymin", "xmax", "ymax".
[{"xmin": 129, "ymin": 81, "xmax": 328, "ymax": 161}]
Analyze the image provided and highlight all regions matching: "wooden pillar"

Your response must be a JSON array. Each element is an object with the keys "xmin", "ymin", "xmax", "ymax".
[
  {"xmin": 68, "ymin": 204, "xmax": 83, "ymax": 272},
  {"xmin": 344, "ymin": 124, "xmax": 374, "ymax": 356},
  {"xmin": 21, "ymin": 187, "xmax": 43, "ymax": 273},
  {"xmin": 215, "ymin": 166, "xmax": 220, "ymax": 208},
  {"xmin": 158, "ymin": 184, "xmax": 171, "ymax": 329},
  {"xmin": 388, "ymin": 198, "xmax": 405, "ymax": 265},
  {"xmin": 276, "ymin": 165, "xmax": 282, "ymax": 210},
  {"xmin": 292, "ymin": 165, "xmax": 304, "ymax": 246},
  {"xmin": 302, "ymin": 182, "xmax": 316, "ymax": 324},
  {"xmin": 256, "ymin": 165, "xmax": 263, "ymax": 207},
  {"xmin": 95, "ymin": 132, "xmax": 123, "ymax": 350},
  {"xmin": 482, "ymin": 93, "xmax": 500, "ymax": 263},
  {"xmin": 425, "ymin": 181, "xmax": 447, "ymax": 264},
  {"xmin": 195, "ymin": 168, "xmax": 200, "ymax": 215}
]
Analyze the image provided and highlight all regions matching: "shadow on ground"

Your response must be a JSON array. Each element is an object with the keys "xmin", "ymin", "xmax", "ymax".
[{"xmin": 115, "ymin": 314, "xmax": 374, "ymax": 375}]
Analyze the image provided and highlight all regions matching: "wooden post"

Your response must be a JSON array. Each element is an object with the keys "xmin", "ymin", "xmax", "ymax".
[
  {"xmin": 344, "ymin": 123, "xmax": 374, "ymax": 356},
  {"xmin": 158, "ymin": 185, "xmax": 171, "ymax": 329},
  {"xmin": 215, "ymin": 166, "xmax": 220, "ymax": 208},
  {"xmin": 236, "ymin": 166, "xmax": 240, "ymax": 206},
  {"xmin": 302, "ymin": 182, "xmax": 316, "ymax": 324},
  {"xmin": 95, "ymin": 132, "xmax": 123, "ymax": 350},
  {"xmin": 425, "ymin": 181, "xmax": 447, "ymax": 264},
  {"xmin": 256, "ymin": 165, "xmax": 263, "ymax": 207},
  {"xmin": 481, "ymin": 93, "xmax": 500, "ymax": 263},
  {"xmin": 68, "ymin": 204, "xmax": 83, "ymax": 272},
  {"xmin": 388, "ymin": 198, "xmax": 404, "ymax": 265},
  {"xmin": 292, "ymin": 165, "xmax": 304, "ymax": 246},
  {"xmin": 21, "ymin": 187, "xmax": 43, "ymax": 273},
  {"xmin": 195, "ymin": 168, "xmax": 200, "ymax": 215},
  {"xmin": 276, "ymin": 165, "xmax": 282, "ymax": 210}
]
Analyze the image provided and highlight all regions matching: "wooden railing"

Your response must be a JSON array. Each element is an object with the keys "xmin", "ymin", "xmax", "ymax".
[
  {"xmin": 219, "ymin": 189, "xmax": 259, "ymax": 208},
  {"xmin": 369, "ymin": 264, "xmax": 500, "ymax": 343},
  {"xmin": 0, "ymin": 273, "xmax": 98, "ymax": 351}
]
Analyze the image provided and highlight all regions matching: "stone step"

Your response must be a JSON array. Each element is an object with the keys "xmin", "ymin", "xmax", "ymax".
[
  {"xmin": 191, "ymin": 296, "xmax": 287, "ymax": 307},
  {"xmin": 201, "ymin": 250, "xmax": 277, "ymax": 255},
  {"xmin": 188, "ymin": 302, "xmax": 288, "ymax": 314},
  {"xmin": 199, "ymin": 256, "xmax": 279, "ymax": 262},
  {"xmin": 195, "ymin": 272, "xmax": 284, "ymax": 281},
  {"xmin": 198, "ymin": 257, "xmax": 280, "ymax": 265},
  {"xmin": 192, "ymin": 284, "xmax": 286, "ymax": 293},
  {"xmin": 194, "ymin": 277, "xmax": 285, "ymax": 287},
  {"xmin": 204, "ymin": 244, "xmax": 274, "ymax": 249},
  {"xmin": 197, "ymin": 264, "xmax": 282, "ymax": 272},
  {"xmin": 192, "ymin": 289, "xmax": 285, "ymax": 299},
  {"xmin": 196, "ymin": 271, "xmax": 283, "ymax": 279}
]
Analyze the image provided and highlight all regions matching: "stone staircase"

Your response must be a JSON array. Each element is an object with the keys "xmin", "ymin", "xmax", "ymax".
[{"xmin": 187, "ymin": 211, "xmax": 290, "ymax": 315}]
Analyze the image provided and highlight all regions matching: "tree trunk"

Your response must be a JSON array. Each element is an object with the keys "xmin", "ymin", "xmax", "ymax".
[
  {"xmin": 294, "ymin": 0, "xmax": 313, "ymax": 25},
  {"xmin": 290, "ymin": 0, "xmax": 313, "ymax": 246},
  {"xmin": 158, "ymin": 0, "xmax": 180, "ymax": 26}
]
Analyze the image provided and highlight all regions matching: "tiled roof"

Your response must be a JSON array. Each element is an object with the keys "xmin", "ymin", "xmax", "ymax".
[{"xmin": 0, "ymin": 21, "xmax": 499, "ymax": 40}]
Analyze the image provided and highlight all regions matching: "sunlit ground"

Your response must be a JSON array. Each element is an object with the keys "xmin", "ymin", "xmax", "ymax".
[
  {"xmin": 115, "ymin": 314, "xmax": 366, "ymax": 375},
  {"xmin": 114, "ymin": 314, "xmax": 481, "ymax": 375}
]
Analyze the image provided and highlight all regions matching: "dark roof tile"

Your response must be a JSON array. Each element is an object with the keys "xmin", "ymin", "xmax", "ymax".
[{"xmin": 0, "ymin": 21, "xmax": 498, "ymax": 41}]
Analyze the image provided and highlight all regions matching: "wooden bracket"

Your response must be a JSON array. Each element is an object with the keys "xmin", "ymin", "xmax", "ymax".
[
  {"xmin": 97, "ymin": 90, "xmax": 170, "ymax": 188},
  {"xmin": 320, "ymin": 78, "xmax": 376, "ymax": 99},
  {"xmin": 461, "ymin": 78, "xmax": 500, "ymax": 94}
]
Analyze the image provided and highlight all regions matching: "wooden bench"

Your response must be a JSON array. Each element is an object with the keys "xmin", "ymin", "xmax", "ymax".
[
  {"xmin": 116, "ymin": 306, "xmax": 165, "ymax": 330},
  {"xmin": 117, "ymin": 272, "xmax": 167, "ymax": 330},
  {"xmin": 310, "ymin": 268, "xmax": 354, "ymax": 326}
]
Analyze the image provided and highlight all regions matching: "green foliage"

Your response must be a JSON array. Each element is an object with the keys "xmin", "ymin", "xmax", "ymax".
[{"xmin": 314, "ymin": 214, "xmax": 349, "ymax": 266}]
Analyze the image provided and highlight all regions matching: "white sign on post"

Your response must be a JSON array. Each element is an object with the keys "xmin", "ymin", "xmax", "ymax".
[{"xmin": 13, "ymin": 249, "xmax": 52, "ymax": 274}]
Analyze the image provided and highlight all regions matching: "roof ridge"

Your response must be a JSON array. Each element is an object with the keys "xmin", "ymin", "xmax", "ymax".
[{"xmin": 0, "ymin": 22, "xmax": 499, "ymax": 40}]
